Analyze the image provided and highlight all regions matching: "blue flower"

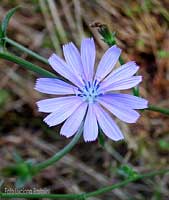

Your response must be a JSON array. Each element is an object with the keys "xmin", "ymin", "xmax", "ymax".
[{"xmin": 35, "ymin": 38, "xmax": 148, "ymax": 142}]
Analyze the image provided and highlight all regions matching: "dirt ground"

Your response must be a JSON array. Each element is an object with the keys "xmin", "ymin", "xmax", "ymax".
[{"xmin": 0, "ymin": 0, "xmax": 169, "ymax": 199}]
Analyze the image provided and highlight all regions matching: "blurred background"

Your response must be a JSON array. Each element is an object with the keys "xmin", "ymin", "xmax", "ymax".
[{"xmin": 0, "ymin": 0, "xmax": 169, "ymax": 199}]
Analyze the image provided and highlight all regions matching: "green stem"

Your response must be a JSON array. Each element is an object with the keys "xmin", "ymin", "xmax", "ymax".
[
  {"xmin": 4, "ymin": 37, "xmax": 48, "ymax": 64},
  {"xmin": 1, "ymin": 169, "xmax": 168, "ymax": 199},
  {"xmin": 32, "ymin": 125, "xmax": 83, "ymax": 173},
  {"xmin": 0, "ymin": 51, "xmax": 57, "ymax": 78},
  {"xmin": 147, "ymin": 105, "xmax": 169, "ymax": 115},
  {"xmin": 97, "ymin": 24, "xmax": 139, "ymax": 96},
  {"xmin": 85, "ymin": 168, "xmax": 169, "ymax": 198}
]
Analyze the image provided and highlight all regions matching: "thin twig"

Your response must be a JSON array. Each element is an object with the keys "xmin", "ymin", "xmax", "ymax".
[{"xmin": 39, "ymin": 0, "xmax": 62, "ymax": 55}]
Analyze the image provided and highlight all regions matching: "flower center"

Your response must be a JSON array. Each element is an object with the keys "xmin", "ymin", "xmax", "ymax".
[{"xmin": 77, "ymin": 80, "xmax": 101, "ymax": 103}]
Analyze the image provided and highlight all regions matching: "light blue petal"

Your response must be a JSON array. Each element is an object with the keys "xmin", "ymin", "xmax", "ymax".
[
  {"xmin": 81, "ymin": 38, "xmax": 96, "ymax": 81},
  {"xmin": 83, "ymin": 103, "xmax": 98, "ymax": 142},
  {"xmin": 99, "ymin": 76, "xmax": 142, "ymax": 92},
  {"xmin": 101, "ymin": 61, "xmax": 139, "ymax": 89},
  {"xmin": 60, "ymin": 102, "xmax": 88, "ymax": 138},
  {"xmin": 37, "ymin": 96, "xmax": 81, "ymax": 113},
  {"xmin": 97, "ymin": 96, "xmax": 140, "ymax": 123},
  {"xmin": 105, "ymin": 93, "xmax": 148, "ymax": 109},
  {"xmin": 43, "ymin": 98, "xmax": 83, "ymax": 127},
  {"xmin": 48, "ymin": 53, "xmax": 83, "ymax": 88},
  {"xmin": 95, "ymin": 45, "xmax": 121, "ymax": 82},
  {"xmin": 63, "ymin": 42, "xmax": 85, "ymax": 80},
  {"xmin": 35, "ymin": 78, "xmax": 78, "ymax": 95},
  {"xmin": 94, "ymin": 103, "xmax": 124, "ymax": 141}
]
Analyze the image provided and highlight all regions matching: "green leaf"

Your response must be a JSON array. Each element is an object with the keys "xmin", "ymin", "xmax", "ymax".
[
  {"xmin": 16, "ymin": 174, "xmax": 32, "ymax": 188},
  {"xmin": 0, "ymin": 52, "xmax": 57, "ymax": 78},
  {"xmin": 158, "ymin": 139, "xmax": 169, "ymax": 151},
  {"xmin": 0, "ymin": 180, "xmax": 4, "ymax": 188},
  {"xmin": 96, "ymin": 24, "xmax": 116, "ymax": 47},
  {"xmin": 117, "ymin": 165, "xmax": 139, "ymax": 179},
  {"xmin": 0, "ymin": 26, "xmax": 2, "ymax": 38},
  {"xmin": 133, "ymin": 87, "xmax": 140, "ymax": 97},
  {"xmin": 0, "ymin": 89, "xmax": 10, "ymax": 107},
  {"xmin": 1, "ymin": 6, "xmax": 20, "ymax": 38},
  {"xmin": 13, "ymin": 151, "xmax": 24, "ymax": 163},
  {"xmin": 157, "ymin": 50, "xmax": 169, "ymax": 58},
  {"xmin": 1, "ymin": 165, "xmax": 19, "ymax": 176},
  {"xmin": 25, "ymin": 159, "xmax": 36, "ymax": 168},
  {"xmin": 1, "ymin": 162, "xmax": 31, "ymax": 178},
  {"xmin": 98, "ymin": 129, "xmax": 105, "ymax": 147}
]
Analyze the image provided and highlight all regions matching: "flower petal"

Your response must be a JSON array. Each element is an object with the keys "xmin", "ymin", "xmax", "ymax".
[
  {"xmin": 99, "ymin": 76, "xmax": 142, "ymax": 92},
  {"xmin": 35, "ymin": 78, "xmax": 78, "ymax": 95},
  {"xmin": 43, "ymin": 98, "xmax": 83, "ymax": 127},
  {"xmin": 94, "ymin": 103, "xmax": 124, "ymax": 141},
  {"xmin": 105, "ymin": 93, "xmax": 148, "ymax": 109},
  {"xmin": 100, "ymin": 61, "xmax": 139, "ymax": 89},
  {"xmin": 97, "ymin": 95, "xmax": 140, "ymax": 123},
  {"xmin": 83, "ymin": 103, "xmax": 98, "ymax": 142},
  {"xmin": 37, "ymin": 96, "xmax": 81, "ymax": 113},
  {"xmin": 60, "ymin": 102, "xmax": 88, "ymax": 138},
  {"xmin": 63, "ymin": 42, "xmax": 85, "ymax": 80},
  {"xmin": 95, "ymin": 45, "xmax": 121, "ymax": 82},
  {"xmin": 81, "ymin": 38, "xmax": 96, "ymax": 81},
  {"xmin": 48, "ymin": 53, "xmax": 83, "ymax": 88}
]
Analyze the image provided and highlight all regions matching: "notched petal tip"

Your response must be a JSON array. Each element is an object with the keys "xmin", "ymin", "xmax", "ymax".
[
  {"xmin": 48, "ymin": 53, "xmax": 57, "ymax": 62},
  {"xmin": 84, "ymin": 137, "xmax": 97, "ymax": 142},
  {"xmin": 34, "ymin": 85, "xmax": 38, "ymax": 91},
  {"xmin": 34, "ymin": 80, "xmax": 41, "ymax": 91},
  {"xmin": 63, "ymin": 42, "xmax": 74, "ymax": 49},
  {"xmin": 139, "ymin": 98, "xmax": 149, "ymax": 108},
  {"xmin": 36, "ymin": 101, "xmax": 41, "ymax": 110},
  {"xmin": 130, "ymin": 112, "xmax": 140, "ymax": 123},
  {"xmin": 90, "ymin": 37, "xmax": 94, "ymax": 42},
  {"xmin": 48, "ymin": 54, "xmax": 58, "ymax": 68},
  {"xmin": 49, "ymin": 53, "xmax": 57, "ymax": 58},
  {"xmin": 123, "ymin": 112, "xmax": 140, "ymax": 124},
  {"xmin": 43, "ymin": 119, "xmax": 52, "ymax": 127},
  {"xmin": 112, "ymin": 44, "xmax": 122, "ymax": 52},
  {"xmin": 144, "ymin": 100, "xmax": 149, "ymax": 108},
  {"xmin": 135, "ymin": 65, "xmax": 139, "ymax": 71},
  {"xmin": 60, "ymin": 131, "xmax": 72, "ymax": 138},
  {"xmin": 82, "ymin": 37, "xmax": 94, "ymax": 42},
  {"xmin": 113, "ymin": 135, "xmax": 124, "ymax": 141},
  {"xmin": 136, "ymin": 76, "xmax": 143, "ymax": 85},
  {"xmin": 128, "ymin": 60, "xmax": 136, "ymax": 65},
  {"xmin": 129, "ymin": 61, "xmax": 139, "ymax": 69},
  {"xmin": 137, "ymin": 98, "xmax": 149, "ymax": 109},
  {"xmin": 107, "ymin": 45, "xmax": 122, "ymax": 57},
  {"xmin": 139, "ymin": 75, "xmax": 142, "ymax": 80},
  {"xmin": 43, "ymin": 115, "xmax": 56, "ymax": 127}
]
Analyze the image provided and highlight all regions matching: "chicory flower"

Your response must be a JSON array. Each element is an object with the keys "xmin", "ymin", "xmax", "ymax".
[{"xmin": 35, "ymin": 38, "xmax": 148, "ymax": 142}]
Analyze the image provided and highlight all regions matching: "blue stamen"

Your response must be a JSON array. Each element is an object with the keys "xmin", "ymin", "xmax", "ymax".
[
  {"xmin": 77, "ymin": 88, "xmax": 83, "ymax": 93},
  {"xmin": 77, "ymin": 80, "xmax": 101, "ymax": 103},
  {"xmin": 96, "ymin": 84, "xmax": 100, "ymax": 90},
  {"xmin": 84, "ymin": 85, "xmax": 88, "ymax": 91},
  {"xmin": 93, "ymin": 79, "xmax": 97, "ymax": 86},
  {"xmin": 77, "ymin": 94, "xmax": 84, "ymax": 97}
]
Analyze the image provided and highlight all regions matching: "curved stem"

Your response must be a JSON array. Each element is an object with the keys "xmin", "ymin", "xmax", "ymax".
[
  {"xmin": 4, "ymin": 37, "xmax": 48, "ymax": 64},
  {"xmin": 1, "ymin": 168, "xmax": 168, "ymax": 199},
  {"xmin": 85, "ymin": 169, "xmax": 169, "ymax": 198},
  {"xmin": 32, "ymin": 125, "xmax": 83, "ymax": 173},
  {"xmin": 147, "ymin": 105, "xmax": 169, "ymax": 115},
  {"xmin": 0, "ymin": 52, "xmax": 56, "ymax": 78}
]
